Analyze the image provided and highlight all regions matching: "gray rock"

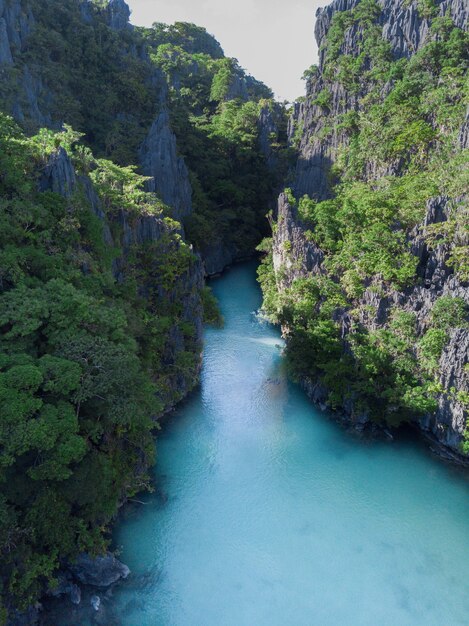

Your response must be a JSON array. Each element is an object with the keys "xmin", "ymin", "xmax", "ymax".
[
  {"xmin": 70, "ymin": 554, "xmax": 130, "ymax": 588},
  {"xmin": 105, "ymin": 0, "xmax": 131, "ymax": 30},
  {"xmin": 420, "ymin": 329, "xmax": 469, "ymax": 449},
  {"xmin": 47, "ymin": 573, "xmax": 82, "ymax": 606},
  {"xmin": 459, "ymin": 107, "xmax": 469, "ymax": 149},
  {"xmin": 19, "ymin": 64, "xmax": 52, "ymax": 128},
  {"xmin": 70, "ymin": 584, "xmax": 82, "ymax": 605},
  {"xmin": 79, "ymin": 1, "xmax": 93, "ymax": 24},
  {"xmin": 79, "ymin": 175, "xmax": 114, "ymax": 246},
  {"xmin": 258, "ymin": 102, "xmax": 283, "ymax": 171},
  {"xmin": 1, "ymin": 0, "xmax": 35, "ymax": 52},
  {"xmin": 226, "ymin": 72, "xmax": 249, "ymax": 101},
  {"xmin": 33, "ymin": 144, "xmax": 205, "ymax": 412},
  {"xmin": 90, "ymin": 595, "xmax": 101, "ymax": 611},
  {"xmin": 272, "ymin": 0, "xmax": 469, "ymax": 459},
  {"xmin": 139, "ymin": 109, "xmax": 193, "ymax": 222},
  {"xmin": 202, "ymin": 240, "xmax": 238, "ymax": 276},
  {"xmin": 39, "ymin": 148, "xmax": 76, "ymax": 198},
  {"xmin": 272, "ymin": 193, "xmax": 325, "ymax": 289},
  {"xmin": 0, "ymin": 18, "xmax": 12, "ymax": 65}
]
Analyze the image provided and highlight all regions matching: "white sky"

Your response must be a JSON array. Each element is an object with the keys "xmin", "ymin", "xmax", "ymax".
[{"xmin": 127, "ymin": 0, "xmax": 324, "ymax": 102}]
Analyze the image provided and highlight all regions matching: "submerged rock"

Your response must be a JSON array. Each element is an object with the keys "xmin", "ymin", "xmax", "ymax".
[
  {"xmin": 70, "ymin": 554, "xmax": 130, "ymax": 588},
  {"xmin": 47, "ymin": 573, "xmax": 82, "ymax": 605}
]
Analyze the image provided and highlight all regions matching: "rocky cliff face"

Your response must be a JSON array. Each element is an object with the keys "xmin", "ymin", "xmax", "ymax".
[
  {"xmin": 39, "ymin": 144, "xmax": 204, "ymax": 410},
  {"xmin": 139, "ymin": 109, "xmax": 193, "ymax": 223},
  {"xmin": 1, "ymin": 0, "xmax": 193, "ymax": 223},
  {"xmin": 0, "ymin": 0, "xmax": 206, "ymax": 408},
  {"xmin": 291, "ymin": 0, "xmax": 467, "ymax": 201},
  {"xmin": 0, "ymin": 0, "xmax": 285, "ymax": 278},
  {"xmin": 270, "ymin": 0, "xmax": 469, "ymax": 461},
  {"xmin": 0, "ymin": 0, "xmax": 52, "ymax": 127}
]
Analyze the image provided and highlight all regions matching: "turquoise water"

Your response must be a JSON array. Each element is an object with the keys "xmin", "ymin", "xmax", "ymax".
[{"xmin": 46, "ymin": 262, "xmax": 469, "ymax": 625}]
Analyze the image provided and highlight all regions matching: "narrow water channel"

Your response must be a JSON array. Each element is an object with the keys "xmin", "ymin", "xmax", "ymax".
[{"xmin": 47, "ymin": 262, "xmax": 469, "ymax": 626}]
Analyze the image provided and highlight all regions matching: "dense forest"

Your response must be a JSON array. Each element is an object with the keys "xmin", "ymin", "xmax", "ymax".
[{"xmin": 0, "ymin": 0, "xmax": 288, "ymax": 621}]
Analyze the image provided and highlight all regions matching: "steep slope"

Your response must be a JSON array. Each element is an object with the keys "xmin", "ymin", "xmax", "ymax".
[
  {"xmin": 0, "ymin": 0, "xmax": 289, "ymax": 273},
  {"xmin": 0, "ymin": 116, "xmax": 205, "ymax": 622},
  {"xmin": 0, "ymin": 1, "xmax": 288, "ymax": 621},
  {"xmin": 259, "ymin": 0, "xmax": 469, "ymax": 461}
]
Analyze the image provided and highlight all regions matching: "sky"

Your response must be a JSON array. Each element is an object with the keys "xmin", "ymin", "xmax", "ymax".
[{"xmin": 127, "ymin": 0, "xmax": 325, "ymax": 102}]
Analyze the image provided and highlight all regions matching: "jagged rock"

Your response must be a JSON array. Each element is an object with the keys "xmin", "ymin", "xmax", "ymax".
[
  {"xmin": 39, "ymin": 148, "xmax": 76, "ymax": 198},
  {"xmin": 202, "ymin": 241, "xmax": 239, "ymax": 276},
  {"xmin": 90, "ymin": 595, "xmax": 101, "ymax": 611},
  {"xmin": 70, "ymin": 554, "xmax": 130, "ymax": 588},
  {"xmin": 34, "ymin": 143, "xmax": 204, "ymax": 407},
  {"xmin": 294, "ymin": 0, "xmax": 468, "ymax": 201},
  {"xmin": 70, "ymin": 585, "xmax": 81, "ymax": 605},
  {"xmin": 226, "ymin": 72, "xmax": 249, "ymax": 101},
  {"xmin": 139, "ymin": 109, "xmax": 193, "ymax": 222},
  {"xmin": 273, "ymin": 0, "xmax": 469, "ymax": 459},
  {"xmin": 273, "ymin": 193, "xmax": 325, "ymax": 286},
  {"xmin": 79, "ymin": 175, "xmax": 114, "ymax": 245},
  {"xmin": 258, "ymin": 102, "xmax": 283, "ymax": 171},
  {"xmin": 440, "ymin": 0, "xmax": 468, "ymax": 30},
  {"xmin": 118, "ymin": 209, "xmax": 168, "ymax": 250},
  {"xmin": 105, "ymin": 0, "xmax": 131, "ymax": 31},
  {"xmin": 16, "ymin": 64, "xmax": 52, "ymax": 129},
  {"xmin": 0, "ymin": 0, "xmax": 35, "ymax": 52},
  {"xmin": 420, "ymin": 329, "xmax": 469, "ymax": 448},
  {"xmin": 0, "ymin": 17, "xmax": 13, "ymax": 64},
  {"xmin": 79, "ymin": 1, "xmax": 93, "ymax": 24},
  {"xmin": 459, "ymin": 107, "xmax": 469, "ymax": 149},
  {"xmin": 37, "ymin": 147, "xmax": 116, "ymax": 248}
]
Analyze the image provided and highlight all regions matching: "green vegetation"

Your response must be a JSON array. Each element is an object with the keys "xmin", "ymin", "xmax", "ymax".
[
  {"xmin": 140, "ymin": 23, "xmax": 291, "ymax": 257},
  {"xmin": 0, "ymin": 2, "xmax": 286, "ymax": 616},
  {"xmin": 5, "ymin": 0, "xmax": 157, "ymax": 163},
  {"xmin": 201, "ymin": 286, "xmax": 224, "ymax": 327},
  {"xmin": 0, "ymin": 114, "xmax": 202, "ymax": 615},
  {"xmin": 2, "ymin": 1, "xmax": 290, "ymax": 266},
  {"xmin": 259, "ymin": 8, "xmax": 469, "ymax": 427}
]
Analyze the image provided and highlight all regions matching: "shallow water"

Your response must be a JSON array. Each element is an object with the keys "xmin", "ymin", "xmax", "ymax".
[{"xmin": 46, "ymin": 262, "xmax": 469, "ymax": 626}]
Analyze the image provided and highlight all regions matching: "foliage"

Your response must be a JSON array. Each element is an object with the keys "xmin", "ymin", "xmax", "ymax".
[
  {"xmin": 0, "ymin": 0, "xmax": 289, "ymax": 615},
  {"xmin": 5, "ymin": 0, "xmax": 157, "ymax": 164},
  {"xmin": 201, "ymin": 287, "xmax": 224, "ymax": 327},
  {"xmin": 313, "ymin": 89, "xmax": 333, "ymax": 110},
  {"xmin": 0, "ymin": 115, "xmax": 202, "ymax": 613},
  {"xmin": 259, "ymin": 11, "xmax": 469, "ymax": 429},
  {"xmin": 430, "ymin": 296, "xmax": 468, "ymax": 330},
  {"xmin": 90, "ymin": 160, "xmax": 166, "ymax": 216},
  {"xmin": 140, "ymin": 24, "xmax": 288, "ymax": 259}
]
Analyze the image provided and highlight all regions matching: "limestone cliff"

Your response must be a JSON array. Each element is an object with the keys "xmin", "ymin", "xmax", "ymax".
[
  {"xmin": 139, "ymin": 109, "xmax": 193, "ymax": 223},
  {"xmin": 0, "ymin": 0, "xmax": 286, "ymax": 277},
  {"xmin": 39, "ymin": 145, "xmax": 204, "ymax": 410},
  {"xmin": 268, "ymin": 0, "xmax": 469, "ymax": 461}
]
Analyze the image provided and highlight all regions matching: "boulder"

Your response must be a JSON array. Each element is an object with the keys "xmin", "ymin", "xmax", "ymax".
[{"xmin": 70, "ymin": 554, "xmax": 130, "ymax": 588}]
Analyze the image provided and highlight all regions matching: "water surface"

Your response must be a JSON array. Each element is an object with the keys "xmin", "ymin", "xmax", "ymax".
[{"xmin": 48, "ymin": 262, "xmax": 469, "ymax": 625}]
